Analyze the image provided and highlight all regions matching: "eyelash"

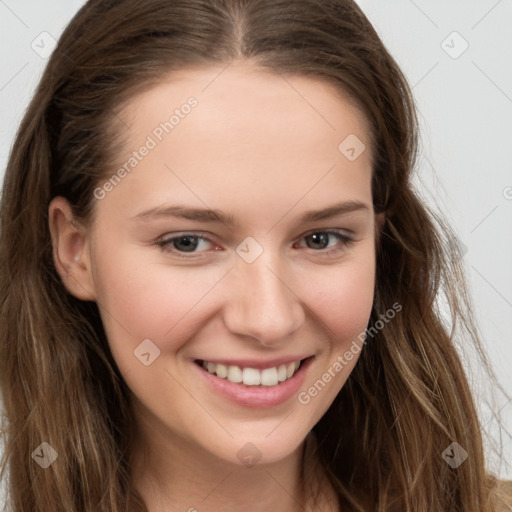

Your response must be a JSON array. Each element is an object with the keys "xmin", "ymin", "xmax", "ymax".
[{"xmin": 155, "ymin": 230, "xmax": 355, "ymax": 258}]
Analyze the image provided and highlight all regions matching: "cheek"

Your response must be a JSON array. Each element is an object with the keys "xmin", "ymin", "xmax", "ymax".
[
  {"xmin": 300, "ymin": 255, "xmax": 376, "ymax": 347},
  {"xmin": 90, "ymin": 244, "xmax": 227, "ymax": 360},
  {"xmin": 293, "ymin": 260, "xmax": 375, "ymax": 419}
]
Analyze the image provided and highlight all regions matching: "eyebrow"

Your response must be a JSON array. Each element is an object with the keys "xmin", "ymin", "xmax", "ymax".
[
  {"xmin": 132, "ymin": 205, "xmax": 238, "ymax": 225},
  {"xmin": 298, "ymin": 200, "xmax": 370, "ymax": 222},
  {"xmin": 132, "ymin": 200, "xmax": 370, "ymax": 226}
]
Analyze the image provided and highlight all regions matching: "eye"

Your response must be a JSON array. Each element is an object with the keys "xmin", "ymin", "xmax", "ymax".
[
  {"xmin": 156, "ymin": 233, "xmax": 217, "ymax": 254},
  {"xmin": 297, "ymin": 230, "xmax": 354, "ymax": 254},
  {"xmin": 155, "ymin": 230, "xmax": 354, "ymax": 258}
]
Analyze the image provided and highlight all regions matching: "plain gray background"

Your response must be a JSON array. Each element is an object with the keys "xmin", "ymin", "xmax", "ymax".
[{"xmin": 0, "ymin": 0, "xmax": 511, "ymax": 492}]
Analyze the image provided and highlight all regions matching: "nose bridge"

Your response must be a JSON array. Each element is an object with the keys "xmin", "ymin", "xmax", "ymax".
[{"xmin": 223, "ymin": 250, "xmax": 304, "ymax": 344}]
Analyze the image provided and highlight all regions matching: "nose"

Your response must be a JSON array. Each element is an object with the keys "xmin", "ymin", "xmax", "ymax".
[{"xmin": 222, "ymin": 257, "xmax": 305, "ymax": 346}]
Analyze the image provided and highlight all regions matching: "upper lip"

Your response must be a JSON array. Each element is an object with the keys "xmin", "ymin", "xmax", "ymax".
[{"xmin": 195, "ymin": 355, "xmax": 312, "ymax": 370}]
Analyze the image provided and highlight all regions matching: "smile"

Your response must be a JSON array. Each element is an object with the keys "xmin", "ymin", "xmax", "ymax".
[
  {"xmin": 194, "ymin": 356, "xmax": 314, "ymax": 407},
  {"xmin": 199, "ymin": 359, "xmax": 302, "ymax": 386}
]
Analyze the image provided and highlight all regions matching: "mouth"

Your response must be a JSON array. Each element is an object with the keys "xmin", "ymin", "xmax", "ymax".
[
  {"xmin": 194, "ymin": 358, "xmax": 307, "ymax": 387},
  {"xmin": 193, "ymin": 356, "xmax": 314, "ymax": 408}
]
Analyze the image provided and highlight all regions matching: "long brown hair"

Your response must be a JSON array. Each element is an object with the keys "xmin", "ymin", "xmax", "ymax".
[{"xmin": 0, "ymin": 0, "xmax": 509, "ymax": 510}]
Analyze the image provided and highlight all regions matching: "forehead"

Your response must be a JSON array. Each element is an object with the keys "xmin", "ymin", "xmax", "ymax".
[
  {"xmin": 119, "ymin": 61, "xmax": 372, "ymax": 150},
  {"xmin": 100, "ymin": 62, "xmax": 374, "ymax": 224}
]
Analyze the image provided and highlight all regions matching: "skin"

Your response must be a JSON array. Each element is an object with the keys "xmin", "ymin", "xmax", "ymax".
[{"xmin": 49, "ymin": 60, "xmax": 384, "ymax": 512}]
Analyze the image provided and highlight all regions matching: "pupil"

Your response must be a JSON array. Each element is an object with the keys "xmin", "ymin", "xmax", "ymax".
[
  {"xmin": 174, "ymin": 236, "xmax": 198, "ymax": 252},
  {"xmin": 309, "ymin": 233, "xmax": 328, "ymax": 249}
]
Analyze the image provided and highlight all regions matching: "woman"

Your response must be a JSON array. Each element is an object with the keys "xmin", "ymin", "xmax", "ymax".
[{"xmin": 0, "ymin": 0, "xmax": 510, "ymax": 510}]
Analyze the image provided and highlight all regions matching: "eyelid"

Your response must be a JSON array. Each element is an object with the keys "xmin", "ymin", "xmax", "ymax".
[
  {"xmin": 155, "ymin": 232, "xmax": 220, "ymax": 255},
  {"xmin": 295, "ymin": 229, "xmax": 354, "ymax": 251},
  {"xmin": 299, "ymin": 227, "xmax": 354, "ymax": 239},
  {"xmin": 156, "ymin": 231, "xmax": 213, "ymax": 243}
]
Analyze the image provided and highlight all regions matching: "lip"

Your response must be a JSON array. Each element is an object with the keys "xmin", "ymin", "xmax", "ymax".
[{"xmin": 194, "ymin": 356, "xmax": 314, "ymax": 408}]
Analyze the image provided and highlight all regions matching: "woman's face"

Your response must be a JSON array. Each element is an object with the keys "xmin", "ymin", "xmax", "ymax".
[{"xmin": 57, "ymin": 62, "xmax": 381, "ymax": 467}]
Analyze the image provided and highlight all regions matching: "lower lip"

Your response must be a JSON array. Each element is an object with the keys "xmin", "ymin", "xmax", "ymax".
[{"xmin": 194, "ymin": 357, "xmax": 314, "ymax": 408}]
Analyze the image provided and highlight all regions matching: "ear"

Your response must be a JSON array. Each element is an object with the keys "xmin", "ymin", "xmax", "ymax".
[
  {"xmin": 48, "ymin": 196, "xmax": 96, "ymax": 301},
  {"xmin": 374, "ymin": 211, "xmax": 386, "ymax": 245},
  {"xmin": 375, "ymin": 212, "xmax": 386, "ymax": 232}
]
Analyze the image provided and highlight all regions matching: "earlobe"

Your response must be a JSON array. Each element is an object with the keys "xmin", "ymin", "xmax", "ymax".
[
  {"xmin": 374, "ymin": 212, "xmax": 386, "ymax": 235},
  {"xmin": 374, "ymin": 212, "xmax": 386, "ymax": 246},
  {"xmin": 376, "ymin": 212, "xmax": 386, "ymax": 232},
  {"xmin": 48, "ymin": 197, "xmax": 96, "ymax": 301}
]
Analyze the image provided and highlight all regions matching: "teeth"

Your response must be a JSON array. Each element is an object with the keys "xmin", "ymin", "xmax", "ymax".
[
  {"xmin": 201, "ymin": 359, "xmax": 302, "ymax": 386},
  {"xmin": 242, "ymin": 368, "xmax": 260, "ymax": 386},
  {"xmin": 261, "ymin": 367, "xmax": 278, "ymax": 386},
  {"xmin": 286, "ymin": 362, "xmax": 297, "ymax": 378},
  {"xmin": 277, "ymin": 364, "xmax": 287, "ymax": 382},
  {"xmin": 227, "ymin": 365, "xmax": 243, "ymax": 383},
  {"xmin": 216, "ymin": 363, "xmax": 227, "ymax": 379}
]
